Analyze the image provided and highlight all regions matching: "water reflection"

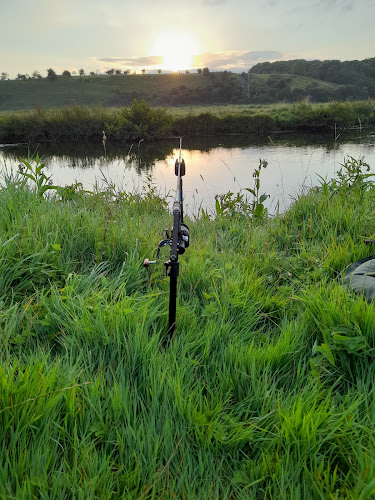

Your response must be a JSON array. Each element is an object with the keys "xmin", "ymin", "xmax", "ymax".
[
  {"xmin": 0, "ymin": 140, "xmax": 177, "ymax": 171},
  {"xmin": 2, "ymin": 130, "xmax": 372, "ymax": 166},
  {"xmin": 1, "ymin": 130, "xmax": 374, "ymax": 215}
]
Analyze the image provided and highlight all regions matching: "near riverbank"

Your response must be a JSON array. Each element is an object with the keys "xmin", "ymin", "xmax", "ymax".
[{"xmin": 1, "ymin": 157, "xmax": 375, "ymax": 498}]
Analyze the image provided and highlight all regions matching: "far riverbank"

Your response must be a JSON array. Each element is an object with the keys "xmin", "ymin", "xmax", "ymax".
[{"xmin": 1, "ymin": 99, "xmax": 375, "ymax": 144}]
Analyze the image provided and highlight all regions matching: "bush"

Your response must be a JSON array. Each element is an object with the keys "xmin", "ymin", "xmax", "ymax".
[{"xmin": 105, "ymin": 99, "xmax": 172, "ymax": 141}]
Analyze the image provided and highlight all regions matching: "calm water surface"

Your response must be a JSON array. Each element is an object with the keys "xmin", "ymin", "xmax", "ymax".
[{"xmin": 1, "ymin": 131, "xmax": 375, "ymax": 215}]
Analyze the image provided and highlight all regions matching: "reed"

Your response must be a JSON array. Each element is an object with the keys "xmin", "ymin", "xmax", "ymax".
[{"xmin": 1, "ymin": 99, "xmax": 375, "ymax": 144}]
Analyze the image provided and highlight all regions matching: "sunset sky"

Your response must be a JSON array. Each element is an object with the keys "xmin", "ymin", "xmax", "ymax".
[{"xmin": 1, "ymin": 0, "xmax": 374, "ymax": 77}]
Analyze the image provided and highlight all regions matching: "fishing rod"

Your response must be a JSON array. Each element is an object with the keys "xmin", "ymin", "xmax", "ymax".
[{"xmin": 143, "ymin": 138, "xmax": 190, "ymax": 337}]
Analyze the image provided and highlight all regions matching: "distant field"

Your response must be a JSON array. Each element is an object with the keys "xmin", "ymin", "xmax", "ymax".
[
  {"xmin": 162, "ymin": 102, "xmax": 326, "ymax": 117},
  {"xmin": 0, "ymin": 72, "xmax": 342, "ymax": 111}
]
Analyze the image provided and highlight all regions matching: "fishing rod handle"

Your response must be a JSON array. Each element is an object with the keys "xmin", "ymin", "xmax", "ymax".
[
  {"xmin": 170, "ymin": 206, "xmax": 180, "ymax": 262},
  {"xmin": 142, "ymin": 238, "xmax": 171, "ymax": 268},
  {"xmin": 143, "ymin": 258, "xmax": 157, "ymax": 267}
]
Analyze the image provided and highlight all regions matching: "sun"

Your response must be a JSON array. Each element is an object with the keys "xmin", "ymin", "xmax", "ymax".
[{"xmin": 152, "ymin": 32, "xmax": 200, "ymax": 72}]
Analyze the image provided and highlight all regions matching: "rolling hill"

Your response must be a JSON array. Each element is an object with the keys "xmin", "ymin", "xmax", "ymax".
[{"xmin": 0, "ymin": 71, "xmax": 349, "ymax": 111}]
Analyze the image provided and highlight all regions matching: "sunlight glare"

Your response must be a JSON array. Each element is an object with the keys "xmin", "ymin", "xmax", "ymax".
[{"xmin": 152, "ymin": 32, "xmax": 200, "ymax": 72}]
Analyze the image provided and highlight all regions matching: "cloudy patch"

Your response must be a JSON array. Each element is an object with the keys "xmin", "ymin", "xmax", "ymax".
[
  {"xmin": 287, "ymin": 0, "xmax": 358, "ymax": 13},
  {"xmin": 96, "ymin": 56, "xmax": 163, "ymax": 69},
  {"xmin": 97, "ymin": 50, "xmax": 282, "ymax": 72},
  {"xmin": 194, "ymin": 50, "xmax": 283, "ymax": 71},
  {"xmin": 316, "ymin": 0, "xmax": 355, "ymax": 9},
  {"xmin": 202, "ymin": 0, "xmax": 226, "ymax": 5}
]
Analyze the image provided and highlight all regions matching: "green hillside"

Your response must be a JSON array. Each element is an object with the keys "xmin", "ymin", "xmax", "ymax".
[
  {"xmin": 0, "ymin": 72, "xmax": 344, "ymax": 111},
  {"xmin": 0, "ymin": 74, "xmax": 202, "ymax": 110}
]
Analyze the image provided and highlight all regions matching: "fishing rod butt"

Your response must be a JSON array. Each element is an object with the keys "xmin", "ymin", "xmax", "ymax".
[{"xmin": 168, "ymin": 274, "xmax": 177, "ymax": 338}]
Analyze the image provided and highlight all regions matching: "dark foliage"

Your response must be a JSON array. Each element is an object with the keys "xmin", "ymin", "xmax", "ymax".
[{"xmin": 250, "ymin": 58, "xmax": 375, "ymax": 99}]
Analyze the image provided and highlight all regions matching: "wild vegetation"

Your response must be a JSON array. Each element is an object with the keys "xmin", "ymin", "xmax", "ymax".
[
  {"xmin": 1, "ymin": 98, "xmax": 375, "ymax": 144},
  {"xmin": 1, "ymin": 154, "xmax": 375, "ymax": 498}
]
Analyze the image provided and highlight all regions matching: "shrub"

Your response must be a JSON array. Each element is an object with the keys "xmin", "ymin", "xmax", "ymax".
[{"xmin": 105, "ymin": 99, "xmax": 172, "ymax": 141}]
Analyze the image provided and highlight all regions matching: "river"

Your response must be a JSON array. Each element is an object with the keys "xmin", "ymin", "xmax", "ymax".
[{"xmin": 1, "ymin": 131, "xmax": 374, "ymax": 215}]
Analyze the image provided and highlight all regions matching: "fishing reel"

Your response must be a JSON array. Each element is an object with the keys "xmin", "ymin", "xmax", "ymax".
[
  {"xmin": 177, "ymin": 222, "xmax": 189, "ymax": 254},
  {"xmin": 175, "ymin": 159, "xmax": 186, "ymax": 176},
  {"xmin": 142, "ymin": 223, "xmax": 190, "ymax": 268}
]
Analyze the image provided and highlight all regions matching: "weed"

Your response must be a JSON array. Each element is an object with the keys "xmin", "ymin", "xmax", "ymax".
[
  {"xmin": 214, "ymin": 158, "xmax": 269, "ymax": 219},
  {"xmin": 318, "ymin": 155, "xmax": 374, "ymax": 201},
  {"xmin": 17, "ymin": 154, "xmax": 57, "ymax": 197},
  {"xmin": 245, "ymin": 158, "xmax": 270, "ymax": 217}
]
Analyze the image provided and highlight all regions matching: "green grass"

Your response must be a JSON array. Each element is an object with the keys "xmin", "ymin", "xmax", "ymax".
[
  {"xmin": 1, "ymin": 156, "xmax": 375, "ymax": 498},
  {"xmin": 0, "ymin": 74, "xmax": 204, "ymax": 110},
  {"xmin": 161, "ymin": 102, "xmax": 313, "ymax": 118},
  {"xmin": 0, "ymin": 73, "xmax": 343, "ymax": 111}
]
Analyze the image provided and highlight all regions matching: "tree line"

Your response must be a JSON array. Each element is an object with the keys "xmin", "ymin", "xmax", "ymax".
[
  {"xmin": 250, "ymin": 58, "xmax": 375, "ymax": 91},
  {"xmin": 0, "ymin": 67, "xmax": 212, "ymax": 81}
]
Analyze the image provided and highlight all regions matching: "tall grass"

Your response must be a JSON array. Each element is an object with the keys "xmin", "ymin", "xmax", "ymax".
[
  {"xmin": 1, "ymin": 159, "xmax": 375, "ymax": 498},
  {"xmin": 1, "ymin": 99, "xmax": 375, "ymax": 143}
]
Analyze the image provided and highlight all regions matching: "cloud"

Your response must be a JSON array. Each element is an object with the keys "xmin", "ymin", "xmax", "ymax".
[
  {"xmin": 202, "ymin": 0, "xmax": 226, "ymax": 5},
  {"xmin": 194, "ymin": 50, "xmax": 283, "ymax": 71},
  {"xmin": 306, "ymin": 0, "xmax": 354, "ymax": 11},
  {"xmin": 264, "ymin": 0, "xmax": 359, "ymax": 14},
  {"xmin": 316, "ymin": 0, "xmax": 354, "ymax": 9},
  {"xmin": 287, "ymin": 0, "xmax": 356, "ymax": 13},
  {"xmin": 96, "ymin": 50, "xmax": 283, "ymax": 72},
  {"xmin": 96, "ymin": 56, "xmax": 163, "ymax": 68}
]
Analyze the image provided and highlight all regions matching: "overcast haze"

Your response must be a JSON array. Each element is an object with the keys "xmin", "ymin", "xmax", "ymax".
[{"xmin": 1, "ymin": 0, "xmax": 374, "ymax": 77}]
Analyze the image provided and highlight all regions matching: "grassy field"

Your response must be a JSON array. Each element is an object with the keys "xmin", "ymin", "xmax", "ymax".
[
  {"xmin": 1, "ymin": 155, "xmax": 375, "ymax": 498},
  {"xmin": 0, "ymin": 74, "xmax": 205, "ymax": 110},
  {"xmin": 159, "ymin": 102, "xmax": 321, "ymax": 117},
  {"xmin": 0, "ymin": 72, "xmax": 342, "ymax": 111}
]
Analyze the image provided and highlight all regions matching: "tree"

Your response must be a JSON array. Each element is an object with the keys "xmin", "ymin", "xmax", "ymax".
[
  {"xmin": 240, "ymin": 71, "xmax": 253, "ymax": 103},
  {"xmin": 32, "ymin": 70, "xmax": 42, "ymax": 79},
  {"xmin": 197, "ymin": 68, "xmax": 202, "ymax": 74},
  {"xmin": 291, "ymin": 60, "xmax": 306, "ymax": 76},
  {"xmin": 158, "ymin": 69, "xmax": 162, "ymax": 74},
  {"xmin": 115, "ymin": 69, "xmax": 121, "ymax": 75},
  {"xmin": 185, "ymin": 70, "xmax": 190, "ymax": 74},
  {"xmin": 90, "ymin": 71, "xmax": 96, "ymax": 76},
  {"xmin": 106, "ymin": 69, "xmax": 114, "ymax": 75},
  {"xmin": 1, "ymin": 72, "xmax": 9, "ymax": 80},
  {"xmin": 62, "ymin": 70, "xmax": 72, "ymax": 77},
  {"xmin": 46, "ymin": 68, "xmax": 57, "ymax": 80},
  {"xmin": 141, "ymin": 69, "xmax": 146, "ymax": 74},
  {"xmin": 123, "ymin": 70, "xmax": 129, "ymax": 75},
  {"xmin": 202, "ymin": 67, "xmax": 210, "ymax": 76},
  {"xmin": 16, "ymin": 73, "xmax": 27, "ymax": 80},
  {"xmin": 79, "ymin": 68, "xmax": 85, "ymax": 77}
]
